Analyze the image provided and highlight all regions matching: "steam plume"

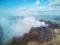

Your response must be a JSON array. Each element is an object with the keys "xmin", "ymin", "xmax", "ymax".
[{"xmin": 0, "ymin": 16, "xmax": 47, "ymax": 44}]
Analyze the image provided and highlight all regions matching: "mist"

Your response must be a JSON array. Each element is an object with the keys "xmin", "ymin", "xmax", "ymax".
[{"xmin": 0, "ymin": 16, "xmax": 47, "ymax": 44}]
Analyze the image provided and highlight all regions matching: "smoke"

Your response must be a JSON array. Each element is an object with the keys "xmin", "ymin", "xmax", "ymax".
[
  {"xmin": 0, "ymin": 16, "xmax": 47, "ymax": 44},
  {"xmin": 10, "ymin": 17, "xmax": 47, "ymax": 37}
]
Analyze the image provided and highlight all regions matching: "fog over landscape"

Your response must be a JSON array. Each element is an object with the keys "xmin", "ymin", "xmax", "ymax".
[{"xmin": 0, "ymin": 0, "xmax": 60, "ymax": 45}]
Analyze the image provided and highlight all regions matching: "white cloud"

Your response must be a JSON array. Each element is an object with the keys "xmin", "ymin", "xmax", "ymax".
[
  {"xmin": 0, "ymin": 0, "xmax": 60, "ymax": 16},
  {"xmin": 11, "ymin": 6, "xmax": 60, "ymax": 16},
  {"xmin": 36, "ymin": 0, "xmax": 40, "ymax": 7},
  {"xmin": 0, "ymin": 6, "xmax": 60, "ymax": 16},
  {"xmin": 49, "ymin": 0, "xmax": 60, "ymax": 7},
  {"xmin": 10, "ymin": 7, "xmax": 48, "ymax": 16}
]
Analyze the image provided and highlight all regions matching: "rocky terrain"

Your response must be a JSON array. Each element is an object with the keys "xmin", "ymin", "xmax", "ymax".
[
  {"xmin": 6, "ymin": 20, "xmax": 60, "ymax": 45},
  {"xmin": 1, "ymin": 20, "xmax": 60, "ymax": 45}
]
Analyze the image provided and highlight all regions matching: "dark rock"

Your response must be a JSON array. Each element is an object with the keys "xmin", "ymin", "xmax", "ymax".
[{"xmin": 17, "ymin": 27, "xmax": 55, "ymax": 44}]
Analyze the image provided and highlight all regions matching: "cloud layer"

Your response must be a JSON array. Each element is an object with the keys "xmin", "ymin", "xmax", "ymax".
[{"xmin": 49, "ymin": 0, "xmax": 60, "ymax": 7}]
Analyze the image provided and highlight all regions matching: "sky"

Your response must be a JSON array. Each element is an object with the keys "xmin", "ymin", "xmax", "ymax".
[
  {"xmin": 0, "ymin": 0, "xmax": 60, "ymax": 16},
  {"xmin": 0, "ymin": 0, "xmax": 48, "ymax": 8}
]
